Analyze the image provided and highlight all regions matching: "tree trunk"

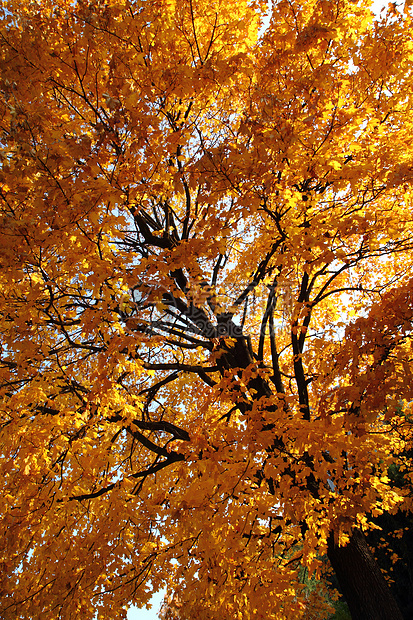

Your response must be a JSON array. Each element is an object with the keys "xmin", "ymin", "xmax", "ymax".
[{"xmin": 327, "ymin": 528, "xmax": 404, "ymax": 620}]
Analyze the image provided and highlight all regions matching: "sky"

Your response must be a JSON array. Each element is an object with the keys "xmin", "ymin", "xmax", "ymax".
[{"xmin": 127, "ymin": 590, "xmax": 165, "ymax": 620}]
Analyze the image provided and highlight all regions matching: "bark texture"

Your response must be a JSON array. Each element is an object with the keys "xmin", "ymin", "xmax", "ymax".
[{"xmin": 327, "ymin": 528, "xmax": 404, "ymax": 620}]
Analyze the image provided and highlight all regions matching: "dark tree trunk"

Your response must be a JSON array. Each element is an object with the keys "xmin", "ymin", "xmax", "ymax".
[{"xmin": 327, "ymin": 528, "xmax": 404, "ymax": 620}]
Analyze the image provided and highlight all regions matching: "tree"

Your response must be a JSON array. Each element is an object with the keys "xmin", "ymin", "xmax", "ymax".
[
  {"xmin": 364, "ymin": 407, "xmax": 413, "ymax": 619},
  {"xmin": 1, "ymin": 0, "xmax": 413, "ymax": 618}
]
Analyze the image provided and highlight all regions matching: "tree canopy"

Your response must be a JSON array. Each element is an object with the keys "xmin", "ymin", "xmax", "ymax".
[{"xmin": 1, "ymin": 0, "xmax": 413, "ymax": 618}]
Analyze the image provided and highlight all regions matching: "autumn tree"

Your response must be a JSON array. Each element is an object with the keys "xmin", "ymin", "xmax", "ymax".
[{"xmin": 1, "ymin": 0, "xmax": 413, "ymax": 618}]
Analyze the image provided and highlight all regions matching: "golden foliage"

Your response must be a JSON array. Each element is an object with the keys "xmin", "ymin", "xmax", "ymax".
[{"xmin": 0, "ymin": 0, "xmax": 413, "ymax": 618}]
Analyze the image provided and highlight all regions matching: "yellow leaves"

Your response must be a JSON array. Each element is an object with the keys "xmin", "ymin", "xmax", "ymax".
[
  {"xmin": 22, "ymin": 458, "xmax": 33, "ymax": 476},
  {"xmin": 295, "ymin": 23, "xmax": 334, "ymax": 53},
  {"xmin": 2, "ymin": 0, "xmax": 413, "ymax": 618},
  {"xmin": 102, "ymin": 93, "xmax": 120, "ymax": 111},
  {"xmin": 329, "ymin": 159, "xmax": 342, "ymax": 171},
  {"xmin": 28, "ymin": 271, "xmax": 43, "ymax": 286}
]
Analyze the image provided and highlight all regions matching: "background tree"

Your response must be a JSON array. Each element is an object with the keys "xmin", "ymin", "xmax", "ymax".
[{"xmin": 1, "ymin": 0, "xmax": 413, "ymax": 619}]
